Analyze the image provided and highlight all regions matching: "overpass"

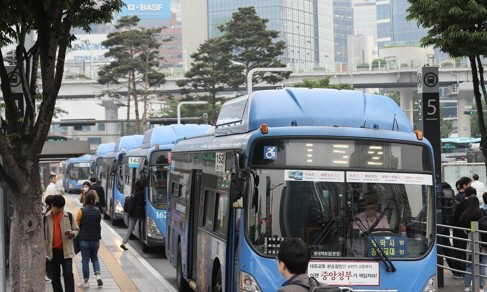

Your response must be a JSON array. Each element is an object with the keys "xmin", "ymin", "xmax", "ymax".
[{"xmin": 58, "ymin": 67, "xmax": 472, "ymax": 99}]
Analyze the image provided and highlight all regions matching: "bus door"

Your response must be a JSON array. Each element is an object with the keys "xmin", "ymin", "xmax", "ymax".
[{"xmin": 188, "ymin": 170, "xmax": 202, "ymax": 279}]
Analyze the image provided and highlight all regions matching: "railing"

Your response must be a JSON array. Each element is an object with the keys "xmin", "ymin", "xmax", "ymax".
[{"xmin": 437, "ymin": 222, "xmax": 487, "ymax": 291}]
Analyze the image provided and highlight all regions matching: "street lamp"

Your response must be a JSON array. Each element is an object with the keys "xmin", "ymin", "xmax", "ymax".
[{"xmin": 177, "ymin": 101, "xmax": 208, "ymax": 124}]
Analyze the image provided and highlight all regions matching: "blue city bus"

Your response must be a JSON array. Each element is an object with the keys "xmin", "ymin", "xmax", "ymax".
[
  {"xmin": 166, "ymin": 88, "xmax": 436, "ymax": 292},
  {"xmin": 63, "ymin": 154, "xmax": 93, "ymax": 193},
  {"xmin": 103, "ymin": 135, "xmax": 143, "ymax": 225},
  {"xmin": 93, "ymin": 143, "xmax": 115, "ymax": 181},
  {"xmin": 124, "ymin": 124, "xmax": 211, "ymax": 252}
]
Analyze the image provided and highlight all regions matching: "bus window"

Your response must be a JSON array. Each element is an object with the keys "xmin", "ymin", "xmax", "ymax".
[
  {"xmin": 215, "ymin": 193, "xmax": 229, "ymax": 234},
  {"xmin": 202, "ymin": 189, "xmax": 216, "ymax": 229},
  {"xmin": 150, "ymin": 166, "xmax": 168, "ymax": 209},
  {"xmin": 116, "ymin": 162, "xmax": 124, "ymax": 192}
]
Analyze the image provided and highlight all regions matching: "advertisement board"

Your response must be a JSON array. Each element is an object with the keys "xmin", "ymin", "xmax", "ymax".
[
  {"xmin": 119, "ymin": 0, "xmax": 171, "ymax": 19},
  {"xmin": 65, "ymin": 34, "xmax": 110, "ymax": 63}
]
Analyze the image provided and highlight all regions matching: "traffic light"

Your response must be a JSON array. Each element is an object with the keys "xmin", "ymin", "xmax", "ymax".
[{"xmin": 464, "ymin": 110, "xmax": 475, "ymax": 116}]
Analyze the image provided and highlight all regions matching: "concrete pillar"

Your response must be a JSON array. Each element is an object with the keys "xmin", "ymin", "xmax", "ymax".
[
  {"xmin": 99, "ymin": 98, "xmax": 122, "ymax": 144},
  {"xmin": 457, "ymin": 82, "xmax": 474, "ymax": 137},
  {"xmin": 399, "ymin": 88, "xmax": 414, "ymax": 126}
]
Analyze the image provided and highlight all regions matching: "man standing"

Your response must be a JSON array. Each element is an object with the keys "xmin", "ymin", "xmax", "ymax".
[
  {"xmin": 44, "ymin": 174, "xmax": 58, "ymax": 202},
  {"xmin": 89, "ymin": 177, "xmax": 106, "ymax": 214},
  {"xmin": 44, "ymin": 195, "xmax": 79, "ymax": 292},
  {"xmin": 472, "ymin": 174, "xmax": 487, "ymax": 205}
]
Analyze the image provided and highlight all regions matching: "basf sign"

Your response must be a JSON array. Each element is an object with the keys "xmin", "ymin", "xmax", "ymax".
[{"xmin": 119, "ymin": 0, "xmax": 170, "ymax": 19}]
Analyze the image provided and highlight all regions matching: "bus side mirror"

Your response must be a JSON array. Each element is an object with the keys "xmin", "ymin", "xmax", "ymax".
[{"xmin": 231, "ymin": 167, "xmax": 250, "ymax": 208}]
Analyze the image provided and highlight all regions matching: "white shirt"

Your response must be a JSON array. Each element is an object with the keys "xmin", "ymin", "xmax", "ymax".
[
  {"xmin": 472, "ymin": 180, "xmax": 487, "ymax": 206},
  {"xmin": 43, "ymin": 182, "xmax": 57, "ymax": 202}
]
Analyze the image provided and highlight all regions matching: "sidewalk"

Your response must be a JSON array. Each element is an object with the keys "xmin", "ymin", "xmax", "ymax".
[
  {"xmin": 438, "ymin": 270, "xmax": 465, "ymax": 291},
  {"xmin": 42, "ymin": 194, "xmax": 176, "ymax": 292}
]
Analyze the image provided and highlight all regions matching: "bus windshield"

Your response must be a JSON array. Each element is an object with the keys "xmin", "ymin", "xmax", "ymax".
[
  {"xmin": 150, "ymin": 165, "xmax": 168, "ymax": 209},
  {"xmin": 68, "ymin": 163, "xmax": 90, "ymax": 180},
  {"xmin": 246, "ymin": 139, "xmax": 434, "ymax": 260}
]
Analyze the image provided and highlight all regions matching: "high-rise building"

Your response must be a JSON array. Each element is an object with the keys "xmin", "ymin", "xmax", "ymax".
[
  {"xmin": 376, "ymin": 0, "xmax": 427, "ymax": 48},
  {"xmin": 332, "ymin": 0, "xmax": 353, "ymax": 68},
  {"xmin": 352, "ymin": 0, "xmax": 377, "ymax": 39},
  {"xmin": 183, "ymin": 0, "xmax": 335, "ymax": 71}
]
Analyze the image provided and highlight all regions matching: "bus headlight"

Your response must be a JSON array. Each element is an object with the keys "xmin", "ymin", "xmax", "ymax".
[
  {"xmin": 422, "ymin": 275, "xmax": 437, "ymax": 292},
  {"xmin": 114, "ymin": 199, "xmax": 124, "ymax": 214},
  {"xmin": 240, "ymin": 271, "xmax": 262, "ymax": 292},
  {"xmin": 146, "ymin": 217, "xmax": 163, "ymax": 239}
]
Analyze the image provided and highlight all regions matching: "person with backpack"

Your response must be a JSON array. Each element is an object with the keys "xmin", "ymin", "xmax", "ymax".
[
  {"xmin": 277, "ymin": 237, "xmax": 339, "ymax": 292},
  {"xmin": 460, "ymin": 196, "xmax": 486, "ymax": 292},
  {"xmin": 76, "ymin": 191, "xmax": 103, "ymax": 288},
  {"xmin": 44, "ymin": 195, "xmax": 79, "ymax": 292},
  {"xmin": 120, "ymin": 179, "xmax": 145, "ymax": 251}
]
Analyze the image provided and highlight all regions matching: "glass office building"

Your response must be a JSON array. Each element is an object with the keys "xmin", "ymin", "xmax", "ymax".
[
  {"xmin": 332, "ymin": 0, "xmax": 353, "ymax": 66},
  {"xmin": 207, "ymin": 0, "xmax": 334, "ymax": 70}
]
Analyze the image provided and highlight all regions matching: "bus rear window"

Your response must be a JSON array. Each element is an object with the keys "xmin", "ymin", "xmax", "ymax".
[{"xmin": 250, "ymin": 138, "xmax": 431, "ymax": 172}]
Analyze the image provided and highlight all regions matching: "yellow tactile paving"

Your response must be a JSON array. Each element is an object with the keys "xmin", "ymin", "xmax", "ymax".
[{"xmin": 65, "ymin": 196, "xmax": 139, "ymax": 292}]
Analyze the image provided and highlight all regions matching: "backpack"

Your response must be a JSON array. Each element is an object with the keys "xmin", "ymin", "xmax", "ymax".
[
  {"xmin": 478, "ymin": 216, "xmax": 487, "ymax": 247},
  {"xmin": 293, "ymin": 277, "xmax": 341, "ymax": 292}
]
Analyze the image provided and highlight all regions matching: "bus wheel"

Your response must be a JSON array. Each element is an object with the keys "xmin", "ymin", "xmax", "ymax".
[
  {"xmin": 177, "ymin": 245, "xmax": 190, "ymax": 292},
  {"xmin": 212, "ymin": 265, "xmax": 222, "ymax": 292}
]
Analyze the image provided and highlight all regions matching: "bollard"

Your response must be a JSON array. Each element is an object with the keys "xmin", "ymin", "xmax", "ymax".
[{"xmin": 472, "ymin": 221, "xmax": 480, "ymax": 292}]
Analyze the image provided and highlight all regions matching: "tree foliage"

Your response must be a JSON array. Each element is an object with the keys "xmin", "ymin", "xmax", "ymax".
[
  {"xmin": 0, "ymin": 1, "xmax": 123, "ymax": 290},
  {"xmin": 407, "ymin": 0, "xmax": 487, "ymax": 171},
  {"xmin": 293, "ymin": 77, "xmax": 353, "ymax": 90},
  {"xmin": 99, "ymin": 16, "xmax": 168, "ymax": 133},
  {"xmin": 178, "ymin": 7, "xmax": 288, "ymax": 124}
]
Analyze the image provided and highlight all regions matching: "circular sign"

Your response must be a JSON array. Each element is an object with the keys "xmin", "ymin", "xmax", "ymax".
[
  {"xmin": 8, "ymin": 71, "xmax": 21, "ymax": 88},
  {"xmin": 423, "ymin": 72, "xmax": 438, "ymax": 87}
]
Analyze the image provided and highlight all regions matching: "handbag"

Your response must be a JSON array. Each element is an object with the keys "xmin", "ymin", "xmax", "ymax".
[
  {"xmin": 73, "ymin": 236, "xmax": 80, "ymax": 254},
  {"xmin": 124, "ymin": 195, "xmax": 135, "ymax": 213}
]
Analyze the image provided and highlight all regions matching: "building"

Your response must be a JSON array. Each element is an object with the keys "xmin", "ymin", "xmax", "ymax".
[
  {"xmin": 352, "ymin": 0, "xmax": 377, "ymax": 39},
  {"xmin": 376, "ymin": 0, "xmax": 428, "ymax": 48},
  {"xmin": 333, "ymin": 0, "xmax": 354, "ymax": 70},
  {"xmin": 183, "ymin": 0, "xmax": 335, "ymax": 72}
]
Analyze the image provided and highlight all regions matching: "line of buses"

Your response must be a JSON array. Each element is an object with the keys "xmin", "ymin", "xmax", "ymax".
[{"xmin": 63, "ymin": 88, "xmax": 438, "ymax": 292}]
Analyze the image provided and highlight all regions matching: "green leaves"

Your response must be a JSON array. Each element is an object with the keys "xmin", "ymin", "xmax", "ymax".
[{"xmin": 293, "ymin": 77, "xmax": 352, "ymax": 90}]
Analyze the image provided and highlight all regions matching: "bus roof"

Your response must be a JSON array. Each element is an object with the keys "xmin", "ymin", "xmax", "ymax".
[
  {"xmin": 67, "ymin": 154, "xmax": 92, "ymax": 164},
  {"xmin": 141, "ymin": 124, "xmax": 212, "ymax": 149},
  {"xmin": 215, "ymin": 88, "xmax": 413, "ymax": 136},
  {"xmin": 95, "ymin": 143, "xmax": 115, "ymax": 156},
  {"xmin": 114, "ymin": 135, "xmax": 144, "ymax": 152},
  {"xmin": 441, "ymin": 137, "xmax": 480, "ymax": 144}
]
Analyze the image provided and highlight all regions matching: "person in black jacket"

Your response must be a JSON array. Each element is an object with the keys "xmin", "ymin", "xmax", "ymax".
[
  {"xmin": 120, "ymin": 179, "xmax": 145, "ymax": 250},
  {"xmin": 76, "ymin": 191, "xmax": 103, "ymax": 288},
  {"xmin": 89, "ymin": 177, "xmax": 106, "ymax": 214}
]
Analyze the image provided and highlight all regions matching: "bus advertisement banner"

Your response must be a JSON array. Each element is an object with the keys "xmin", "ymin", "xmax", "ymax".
[
  {"xmin": 308, "ymin": 261, "xmax": 380, "ymax": 286},
  {"xmin": 284, "ymin": 170, "xmax": 345, "ymax": 182}
]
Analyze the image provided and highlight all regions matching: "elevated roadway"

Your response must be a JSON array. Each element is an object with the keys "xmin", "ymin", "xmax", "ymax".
[{"xmin": 58, "ymin": 67, "xmax": 472, "ymax": 99}]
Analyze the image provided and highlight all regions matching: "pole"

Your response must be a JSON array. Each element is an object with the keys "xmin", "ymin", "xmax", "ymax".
[
  {"xmin": 177, "ymin": 101, "xmax": 208, "ymax": 124},
  {"xmin": 247, "ymin": 67, "xmax": 293, "ymax": 95},
  {"xmin": 0, "ymin": 156, "xmax": 5, "ymax": 292}
]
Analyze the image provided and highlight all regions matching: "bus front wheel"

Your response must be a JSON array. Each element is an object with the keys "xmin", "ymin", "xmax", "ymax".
[{"xmin": 177, "ymin": 245, "xmax": 190, "ymax": 292}]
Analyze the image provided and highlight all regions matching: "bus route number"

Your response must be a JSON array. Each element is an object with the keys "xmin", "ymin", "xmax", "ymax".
[{"xmin": 215, "ymin": 152, "xmax": 225, "ymax": 172}]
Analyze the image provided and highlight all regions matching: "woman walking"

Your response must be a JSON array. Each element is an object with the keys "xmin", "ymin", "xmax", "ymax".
[
  {"xmin": 460, "ymin": 192, "xmax": 486, "ymax": 292},
  {"xmin": 76, "ymin": 191, "xmax": 103, "ymax": 288},
  {"xmin": 120, "ymin": 179, "xmax": 145, "ymax": 251}
]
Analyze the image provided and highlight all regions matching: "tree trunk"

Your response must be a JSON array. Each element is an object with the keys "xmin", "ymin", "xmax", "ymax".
[
  {"xmin": 8, "ymin": 171, "xmax": 45, "ymax": 292},
  {"xmin": 126, "ymin": 74, "xmax": 131, "ymax": 135},
  {"xmin": 469, "ymin": 56, "xmax": 487, "ymax": 180},
  {"xmin": 143, "ymin": 71, "xmax": 148, "ymax": 133},
  {"xmin": 132, "ymin": 71, "xmax": 140, "ymax": 134}
]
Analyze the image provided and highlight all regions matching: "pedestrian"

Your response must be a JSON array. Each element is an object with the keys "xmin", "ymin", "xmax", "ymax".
[
  {"xmin": 89, "ymin": 177, "xmax": 106, "ymax": 214},
  {"xmin": 472, "ymin": 174, "xmax": 487, "ymax": 205},
  {"xmin": 440, "ymin": 182, "xmax": 461, "ymax": 278},
  {"xmin": 482, "ymin": 193, "xmax": 487, "ymax": 215},
  {"xmin": 457, "ymin": 177, "xmax": 473, "ymax": 202},
  {"xmin": 44, "ymin": 195, "xmax": 53, "ymax": 283},
  {"xmin": 80, "ymin": 181, "xmax": 98, "ymax": 207},
  {"xmin": 452, "ymin": 186, "xmax": 477, "ymax": 278},
  {"xmin": 120, "ymin": 179, "xmax": 145, "ymax": 251},
  {"xmin": 44, "ymin": 174, "xmax": 58, "ymax": 202},
  {"xmin": 76, "ymin": 191, "xmax": 103, "ymax": 288},
  {"xmin": 44, "ymin": 195, "xmax": 79, "ymax": 292},
  {"xmin": 460, "ymin": 196, "xmax": 486, "ymax": 292},
  {"xmin": 277, "ymin": 237, "xmax": 335, "ymax": 292}
]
